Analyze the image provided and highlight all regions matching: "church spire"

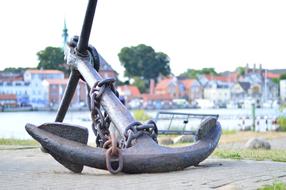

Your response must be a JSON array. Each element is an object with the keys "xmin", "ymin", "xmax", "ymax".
[{"xmin": 62, "ymin": 19, "xmax": 68, "ymax": 50}]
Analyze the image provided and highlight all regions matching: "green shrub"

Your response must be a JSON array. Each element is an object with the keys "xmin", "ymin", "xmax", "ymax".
[
  {"xmin": 277, "ymin": 116, "xmax": 286, "ymax": 131},
  {"xmin": 133, "ymin": 110, "xmax": 151, "ymax": 122}
]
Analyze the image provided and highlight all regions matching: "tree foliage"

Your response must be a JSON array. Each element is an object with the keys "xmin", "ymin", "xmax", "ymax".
[
  {"xmin": 280, "ymin": 73, "xmax": 286, "ymax": 80},
  {"xmin": 132, "ymin": 77, "xmax": 147, "ymax": 93},
  {"xmin": 179, "ymin": 68, "xmax": 217, "ymax": 79},
  {"xmin": 236, "ymin": 66, "xmax": 245, "ymax": 76},
  {"xmin": 118, "ymin": 44, "xmax": 171, "ymax": 81},
  {"xmin": 36, "ymin": 47, "xmax": 68, "ymax": 75},
  {"xmin": 2, "ymin": 67, "xmax": 32, "ymax": 73}
]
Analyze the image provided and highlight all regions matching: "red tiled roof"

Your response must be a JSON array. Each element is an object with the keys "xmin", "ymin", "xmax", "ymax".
[
  {"xmin": 45, "ymin": 79, "xmax": 68, "ymax": 85},
  {"xmin": 264, "ymin": 72, "xmax": 280, "ymax": 79},
  {"xmin": 181, "ymin": 79, "xmax": 195, "ymax": 90},
  {"xmin": 228, "ymin": 72, "xmax": 238, "ymax": 82},
  {"xmin": 205, "ymin": 75, "xmax": 231, "ymax": 82},
  {"xmin": 27, "ymin": 69, "xmax": 64, "ymax": 74},
  {"xmin": 155, "ymin": 78, "xmax": 173, "ymax": 91},
  {"xmin": 0, "ymin": 94, "xmax": 17, "ymax": 100},
  {"xmin": 141, "ymin": 93, "xmax": 172, "ymax": 101},
  {"xmin": 0, "ymin": 76, "xmax": 24, "ymax": 82},
  {"xmin": 117, "ymin": 85, "xmax": 140, "ymax": 96}
]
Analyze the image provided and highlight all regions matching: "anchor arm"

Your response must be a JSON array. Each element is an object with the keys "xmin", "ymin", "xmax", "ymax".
[
  {"xmin": 26, "ymin": 119, "xmax": 221, "ymax": 174},
  {"xmin": 55, "ymin": 70, "xmax": 81, "ymax": 122}
]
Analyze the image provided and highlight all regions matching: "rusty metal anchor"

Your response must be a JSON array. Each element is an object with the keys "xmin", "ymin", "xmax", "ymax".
[{"xmin": 25, "ymin": 0, "xmax": 222, "ymax": 174}]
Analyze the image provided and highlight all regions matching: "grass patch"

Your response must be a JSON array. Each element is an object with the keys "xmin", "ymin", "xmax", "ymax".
[
  {"xmin": 258, "ymin": 181, "xmax": 286, "ymax": 190},
  {"xmin": 219, "ymin": 131, "xmax": 286, "ymax": 144},
  {"xmin": 213, "ymin": 148, "xmax": 286, "ymax": 162},
  {"xmin": 0, "ymin": 138, "xmax": 38, "ymax": 146},
  {"xmin": 222, "ymin": 129, "xmax": 237, "ymax": 135},
  {"xmin": 133, "ymin": 109, "xmax": 151, "ymax": 122},
  {"xmin": 213, "ymin": 149, "xmax": 241, "ymax": 160}
]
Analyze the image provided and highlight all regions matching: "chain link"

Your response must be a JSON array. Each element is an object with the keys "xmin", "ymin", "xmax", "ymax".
[
  {"xmin": 89, "ymin": 78, "xmax": 118, "ymax": 147},
  {"xmin": 124, "ymin": 120, "xmax": 158, "ymax": 148}
]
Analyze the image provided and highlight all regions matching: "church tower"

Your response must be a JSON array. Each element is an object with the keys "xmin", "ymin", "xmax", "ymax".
[{"xmin": 62, "ymin": 19, "xmax": 68, "ymax": 50}]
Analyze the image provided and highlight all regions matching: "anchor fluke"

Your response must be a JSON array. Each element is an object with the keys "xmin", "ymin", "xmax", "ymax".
[{"xmin": 25, "ymin": 123, "xmax": 89, "ymax": 173}]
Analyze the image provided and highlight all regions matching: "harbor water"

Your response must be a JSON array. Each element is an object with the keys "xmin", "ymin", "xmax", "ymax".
[{"xmin": 0, "ymin": 108, "xmax": 284, "ymax": 140}]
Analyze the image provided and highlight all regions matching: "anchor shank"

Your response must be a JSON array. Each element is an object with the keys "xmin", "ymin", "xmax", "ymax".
[
  {"xmin": 77, "ymin": 0, "xmax": 98, "ymax": 55},
  {"xmin": 76, "ymin": 57, "xmax": 136, "ymax": 136}
]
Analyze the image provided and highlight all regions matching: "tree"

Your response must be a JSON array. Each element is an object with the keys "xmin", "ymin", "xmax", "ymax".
[
  {"xmin": 132, "ymin": 77, "xmax": 146, "ymax": 93},
  {"xmin": 37, "ymin": 47, "xmax": 68, "ymax": 75},
  {"xmin": 236, "ymin": 66, "xmax": 245, "ymax": 77},
  {"xmin": 201, "ymin": 68, "xmax": 217, "ymax": 75},
  {"xmin": 179, "ymin": 68, "xmax": 217, "ymax": 78},
  {"xmin": 2, "ymin": 67, "xmax": 32, "ymax": 73},
  {"xmin": 118, "ymin": 44, "xmax": 171, "ymax": 92},
  {"xmin": 280, "ymin": 73, "xmax": 286, "ymax": 80}
]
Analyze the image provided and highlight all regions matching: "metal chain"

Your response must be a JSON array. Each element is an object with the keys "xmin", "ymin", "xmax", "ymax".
[
  {"xmin": 124, "ymin": 120, "xmax": 158, "ymax": 148},
  {"xmin": 89, "ymin": 78, "xmax": 118, "ymax": 147}
]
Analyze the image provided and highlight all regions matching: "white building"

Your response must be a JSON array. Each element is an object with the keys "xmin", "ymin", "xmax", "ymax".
[
  {"xmin": 280, "ymin": 80, "xmax": 286, "ymax": 102},
  {"xmin": 42, "ymin": 78, "xmax": 87, "ymax": 108},
  {"xmin": 0, "ymin": 80, "xmax": 30, "ymax": 105},
  {"xmin": 24, "ymin": 69, "xmax": 64, "ymax": 82},
  {"xmin": 23, "ymin": 70, "xmax": 65, "ymax": 108},
  {"xmin": 204, "ymin": 81, "xmax": 231, "ymax": 103},
  {"xmin": 0, "ymin": 70, "xmax": 65, "ymax": 108}
]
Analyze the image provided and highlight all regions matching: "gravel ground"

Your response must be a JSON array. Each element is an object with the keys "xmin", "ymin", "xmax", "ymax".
[{"xmin": 219, "ymin": 137, "xmax": 286, "ymax": 150}]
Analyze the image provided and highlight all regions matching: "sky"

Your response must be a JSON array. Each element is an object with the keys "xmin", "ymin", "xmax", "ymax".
[{"xmin": 1, "ymin": 0, "xmax": 286, "ymax": 78}]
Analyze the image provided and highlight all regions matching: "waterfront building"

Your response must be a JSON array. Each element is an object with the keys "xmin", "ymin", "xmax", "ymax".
[
  {"xmin": 98, "ymin": 54, "xmax": 118, "ymax": 79},
  {"xmin": 180, "ymin": 79, "xmax": 203, "ymax": 101},
  {"xmin": 24, "ymin": 69, "xmax": 64, "ymax": 82},
  {"xmin": 42, "ymin": 79, "xmax": 87, "ymax": 108},
  {"xmin": 22, "ymin": 70, "xmax": 65, "ymax": 108},
  {"xmin": 0, "ymin": 70, "xmax": 65, "ymax": 108},
  {"xmin": 230, "ymin": 82, "xmax": 250, "ymax": 103},
  {"xmin": 0, "ymin": 78, "xmax": 30, "ymax": 105},
  {"xmin": 117, "ymin": 85, "xmax": 140, "ymax": 101},
  {"xmin": 155, "ymin": 77, "xmax": 185, "ymax": 99},
  {"xmin": 0, "ymin": 94, "xmax": 17, "ymax": 107},
  {"xmin": 280, "ymin": 80, "xmax": 286, "ymax": 103},
  {"xmin": 204, "ymin": 80, "xmax": 231, "ymax": 104}
]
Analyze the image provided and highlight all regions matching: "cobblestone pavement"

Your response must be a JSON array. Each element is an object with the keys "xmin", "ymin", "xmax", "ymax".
[{"xmin": 0, "ymin": 148, "xmax": 286, "ymax": 190}]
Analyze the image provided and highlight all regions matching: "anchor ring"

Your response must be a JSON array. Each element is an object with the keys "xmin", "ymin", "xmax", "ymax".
[{"xmin": 105, "ymin": 147, "xmax": 123, "ymax": 174}]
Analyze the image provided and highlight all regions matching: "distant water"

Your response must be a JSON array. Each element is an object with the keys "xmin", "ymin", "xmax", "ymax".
[
  {"xmin": 0, "ymin": 111, "xmax": 92, "ymax": 140},
  {"xmin": 0, "ymin": 108, "xmax": 283, "ymax": 140}
]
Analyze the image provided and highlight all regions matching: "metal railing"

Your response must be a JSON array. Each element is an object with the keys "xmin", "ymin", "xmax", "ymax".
[{"xmin": 154, "ymin": 111, "xmax": 219, "ymax": 135}]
